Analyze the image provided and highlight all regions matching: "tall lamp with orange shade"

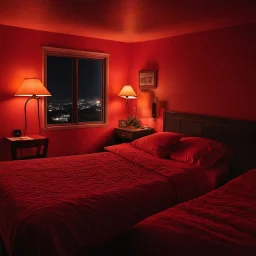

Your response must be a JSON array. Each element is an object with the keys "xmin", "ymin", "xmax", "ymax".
[
  {"xmin": 118, "ymin": 85, "xmax": 137, "ymax": 107},
  {"xmin": 15, "ymin": 78, "xmax": 51, "ymax": 135}
]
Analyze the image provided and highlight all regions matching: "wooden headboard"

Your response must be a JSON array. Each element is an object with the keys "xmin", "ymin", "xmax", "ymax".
[{"xmin": 163, "ymin": 111, "xmax": 256, "ymax": 177}]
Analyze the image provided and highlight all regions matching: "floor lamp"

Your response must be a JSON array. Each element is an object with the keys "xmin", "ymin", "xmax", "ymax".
[{"xmin": 15, "ymin": 78, "xmax": 51, "ymax": 135}]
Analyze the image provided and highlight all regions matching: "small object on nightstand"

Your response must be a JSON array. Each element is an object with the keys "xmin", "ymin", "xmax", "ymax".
[
  {"xmin": 141, "ymin": 126, "xmax": 151, "ymax": 130},
  {"xmin": 5, "ymin": 135, "xmax": 49, "ymax": 160},
  {"xmin": 118, "ymin": 120, "xmax": 126, "ymax": 128},
  {"xmin": 115, "ymin": 127, "xmax": 154, "ymax": 143},
  {"xmin": 13, "ymin": 129, "xmax": 22, "ymax": 137}
]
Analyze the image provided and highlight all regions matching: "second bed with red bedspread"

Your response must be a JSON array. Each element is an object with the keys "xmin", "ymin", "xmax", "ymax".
[
  {"xmin": 0, "ymin": 143, "xmax": 229, "ymax": 256},
  {"xmin": 119, "ymin": 168, "xmax": 256, "ymax": 256}
]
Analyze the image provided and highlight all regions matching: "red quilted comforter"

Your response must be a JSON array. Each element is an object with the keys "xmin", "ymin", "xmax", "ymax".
[
  {"xmin": 0, "ymin": 144, "xmax": 228, "ymax": 256},
  {"xmin": 123, "ymin": 168, "xmax": 256, "ymax": 256}
]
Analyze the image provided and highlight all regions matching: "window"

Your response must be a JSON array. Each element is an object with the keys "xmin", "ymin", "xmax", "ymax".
[{"xmin": 43, "ymin": 47, "xmax": 108, "ymax": 128}]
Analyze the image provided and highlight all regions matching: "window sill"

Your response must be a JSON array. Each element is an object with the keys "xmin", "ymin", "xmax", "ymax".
[{"xmin": 43, "ymin": 123, "xmax": 109, "ymax": 131}]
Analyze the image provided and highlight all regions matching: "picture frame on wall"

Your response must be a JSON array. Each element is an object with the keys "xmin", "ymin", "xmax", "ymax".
[{"xmin": 139, "ymin": 70, "xmax": 157, "ymax": 89}]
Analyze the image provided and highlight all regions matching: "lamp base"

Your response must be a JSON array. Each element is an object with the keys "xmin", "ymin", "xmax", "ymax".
[{"xmin": 24, "ymin": 96, "xmax": 41, "ymax": 135}]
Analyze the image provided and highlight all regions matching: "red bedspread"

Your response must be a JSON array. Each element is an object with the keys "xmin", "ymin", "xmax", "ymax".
[
  {"xmin": 124, "ymin": 168, "xmax": 256, "ymax": 256},
  {"xmin": 0, "ymin": 144, "xmax": 228, "ymax": 256}
]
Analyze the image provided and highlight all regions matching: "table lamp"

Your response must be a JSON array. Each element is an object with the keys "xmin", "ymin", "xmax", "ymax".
[
  {"xmin": 15, "ymin": 78, "xmax": 51, "ymax": 135},
  {"xmin": 118, "ymin": 85, "xmax": 137, "ymax": 107}
]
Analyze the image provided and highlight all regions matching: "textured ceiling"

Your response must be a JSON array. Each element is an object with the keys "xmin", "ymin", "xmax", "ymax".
[{"xmin": 0, "ymin": 0, "xmax": 255, "ymax": 42}]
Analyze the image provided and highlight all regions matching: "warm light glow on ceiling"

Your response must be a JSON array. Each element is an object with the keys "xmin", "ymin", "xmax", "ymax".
[{"xmin": 0, "ymin": 0, "xmax": 255, "ymax": 42}]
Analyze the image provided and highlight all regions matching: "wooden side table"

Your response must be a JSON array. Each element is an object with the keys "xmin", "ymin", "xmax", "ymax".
[
  {"xmin": 5, "ymin": 135, "xmax": 49, "ymax": 160},
  {"xmin": 115, "ymin": 127, "xmax": 154, "ymax": 143}
]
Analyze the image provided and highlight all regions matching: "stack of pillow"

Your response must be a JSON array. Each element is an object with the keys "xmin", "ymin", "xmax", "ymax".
[{"xmin": 130, "ymin": 132, "xmax": 230, "ymax": 168}]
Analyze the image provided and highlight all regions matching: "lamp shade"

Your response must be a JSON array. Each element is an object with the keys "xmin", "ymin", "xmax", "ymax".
[
  {"xmin": 15, "ymin": 78, "xmax": 51, "ymax": 97},
  {"xmin": 118, "ymin": 85, "xmax": 137, "ymax": 99}
]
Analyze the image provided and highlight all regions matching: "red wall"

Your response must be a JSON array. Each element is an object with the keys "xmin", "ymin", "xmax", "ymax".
[
  {"xmin": 0, "ymin": 23, "xmax": 255, "ymax": 160},
  {"xmin": 130, "ymin": 23, "xmax": 256, "ymax": 131},
  {"xmin": 0, "ymin": 25, "xmax": 130, "ymax": 160}
]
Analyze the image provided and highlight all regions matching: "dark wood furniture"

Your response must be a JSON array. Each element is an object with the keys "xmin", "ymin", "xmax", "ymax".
[
  {"xmin": 163, "ymin": 111, "xmax": 256, "ymax": 177},
  {"xmin": 5, "ymin": 135, "xmax": 49, "ymax": 160},
  {"xmin": 115, "ymin": 127, "xmax": 154, "ymax": 143}
]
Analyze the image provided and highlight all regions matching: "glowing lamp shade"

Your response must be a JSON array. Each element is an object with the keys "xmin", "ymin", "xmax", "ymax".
[
  {"xmin": 118, "ymin": 85, "xmax": 137, "ymax": 107},
  {"xmin": 15, "ymin": 78, "xmax": 51, "ymax": 135},
  {"xmin": 15, "ymin": 78, "xmax": 51, "ymax": 97},
  {"xmin": 118, "ymin": 85, "xmax": 137, "ymax": 99}
]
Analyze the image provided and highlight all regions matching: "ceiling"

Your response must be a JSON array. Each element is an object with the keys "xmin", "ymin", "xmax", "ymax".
[{"xmin": 0, "ymin": 0, "xmax": 255, "ymax": 42}]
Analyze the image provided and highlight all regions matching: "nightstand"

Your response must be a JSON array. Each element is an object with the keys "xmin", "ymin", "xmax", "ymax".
[
  {"xmin": 115, "ymin": 127, "xmax": 154, "ymax": 143},
  {"xmin": 5, "ymin": 135, "xmax": 49, "ymax": 160}
]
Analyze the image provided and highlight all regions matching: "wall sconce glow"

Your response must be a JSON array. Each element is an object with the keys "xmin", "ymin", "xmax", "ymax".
[
  {"xmin": 15, "ymin": 78, "xmax": 51, "ymax": 135},
  {"xmin": 118, "ymin": 85, "xmax": 137, "ymax": 107}
]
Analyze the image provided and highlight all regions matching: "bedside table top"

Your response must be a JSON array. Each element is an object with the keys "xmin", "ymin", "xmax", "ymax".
[
  {"xmin": 115, "ymin": 127, "xmax": 154, "ymax": 132},
  {"xmin": 5, "ymin": 135, "xmax": 47, "ymax": 142},
  {"xmin": 114, "ymin": 127, "xmax": 154, "ymax": 143}
]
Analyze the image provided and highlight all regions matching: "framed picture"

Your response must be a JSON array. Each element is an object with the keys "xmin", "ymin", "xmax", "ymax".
[
  {"xmin": 118, "ymin": 120, "xmax": 126, "ymax": 128},
  {"xmin": 139, "ymin": 70, "xmax": 157, "ymax": 89}
]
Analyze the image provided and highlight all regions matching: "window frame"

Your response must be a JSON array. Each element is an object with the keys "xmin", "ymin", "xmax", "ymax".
[{"xmin": 42, "ymin": 46, "xmax": 109, "ymax": 130}]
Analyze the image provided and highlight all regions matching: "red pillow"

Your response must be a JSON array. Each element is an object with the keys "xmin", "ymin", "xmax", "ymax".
[
  {"xmin": 131, "ymin": 132, "xmax": 182, "ymax": 158},
  {"xmin": 170, "ymin": 137, "xmax": 228, "ymax": 167}
]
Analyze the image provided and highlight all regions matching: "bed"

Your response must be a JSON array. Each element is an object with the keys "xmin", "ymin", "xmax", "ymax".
[
  {"xmin": 0, "ymin": 112, "xmax": 254, "ymax": 256},
  {"xmin": 119, "ymin": 168, "xmax": 256, "ymax": 256}
]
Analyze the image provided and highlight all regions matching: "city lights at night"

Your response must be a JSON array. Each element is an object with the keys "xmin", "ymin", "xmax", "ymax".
[{"xmin": 47, "ymin": 99, "xmax": 101, "ymax": 124}]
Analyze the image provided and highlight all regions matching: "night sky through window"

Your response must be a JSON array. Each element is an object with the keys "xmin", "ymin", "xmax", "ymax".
[
  {"xmin": 78, "ymin": 58, "xmax": 102, "ymax": 100},
  {"xmin": 47, "ymin": 56, "xmax": 73, "ymax": 101},
  {"xmin": 47, "ymin": 56, "xmax": 102, "ymax": 101}
]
